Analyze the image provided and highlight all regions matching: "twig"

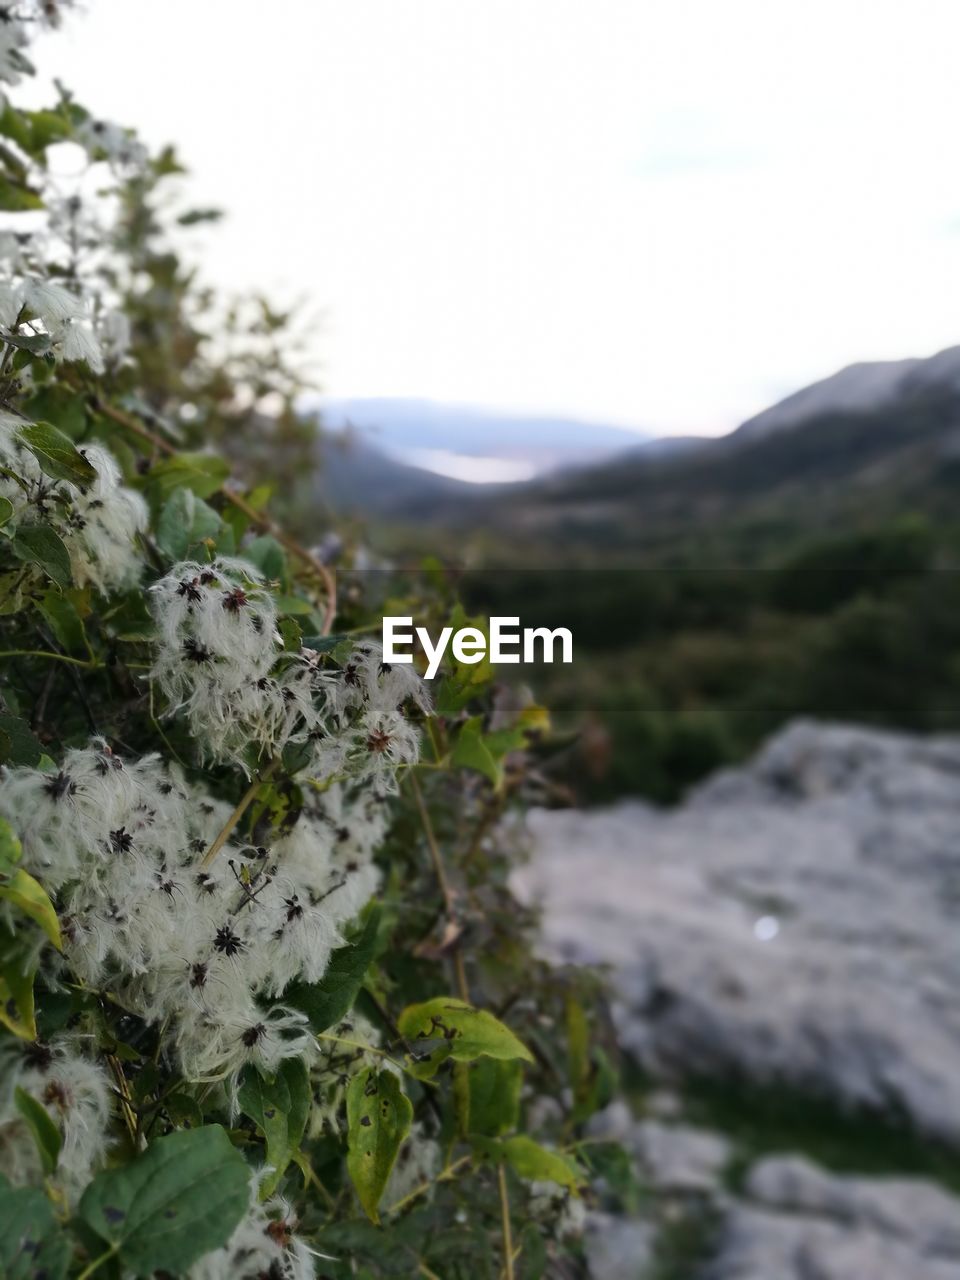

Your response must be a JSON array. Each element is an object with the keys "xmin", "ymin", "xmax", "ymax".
[
  {"xmin": 409, "ymin": 772, "xmax": 469, "ymax": 1001},
  {"xmin": 385, "ymin": 1153, "xmax": 472, "ymax": 1216},
  {"xmin": 75, "ymin": 1244, "xmax": 119, "ymax": 1280},
  {"xmin": 0, "ymin": 648, "xmax": 96, "ymax": 668},
  {"xmin": 199, "ymin": 759, "xmax": 279, "ymax": 869},
  {"xmin": 105, "ymin": 1052, "xmax": 139, "ymax": 1146},
  {"xmin": 498, "ymin": 1162, "xmax": 515, "ymax": 1280}
]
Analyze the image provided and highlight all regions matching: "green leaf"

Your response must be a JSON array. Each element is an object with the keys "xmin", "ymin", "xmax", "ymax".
[
  {"xmin": 435, "ymin": 605, "xmax": 493, "ymax": 715},
  {"xmin": 0, "ymin": 869, "xmax": 61, "ymax": 949},
  {"xmin": 346, "ymin": 1067, "xmax": 413, "ymax": 1223},
  {"xmin": 284, "ymin": 905, "xmax": 381, "ymax": 1033},
  {"xmin": 0, "ymin": 1174, "xmax": 71, "ymax": 1280},
  {"xmin": 14, "ymin": 1086, "xmax": 61, "ymax": 1175},
  {"xmin": 156, "ymin": 487, "xmax": 223, "ymax": 560},
  {"xmin": 451, "ymin": 716, "xmax": 502, "ymax": 789},
  {"xmin": 474, "ymin": 1135, "xmax": 583, "ymax": 1192},
  {"xmin": 11, "ymin": 525, "xmax": 71, "ymax": 588},
  {"xmin": 279, "ymin": 616, "xmax": 302, "ymax": 652},
  {"xmin": 145, "ymin": 451, "xmax": 230, "ymax": 504},
  {"xmin": 0, "ymin": 714, "xmax": 42, "ymax": 766},
  {"xmin": 0, "ymin": 814, "xmax": 22, "ymax": 873},
  {"xmin": 18, "ymin": 422, "xmax": 97, "ymax": 487},
  {"xmin": 459, "ymin": 1057, "xmax": 522, "ymax": 1137},
  {"xmin": 37, "ymin": 589, "xmax": 88, "ymax": 656},
  {"xmin": 566, "ymin": 994, "xmax": 593, "ymax": 1122},
  {"xmin": 577, "ymin": 1140, "xmax": 641, "ymax": 1210},
  {"xmin": 0, "ymin": 175, "xmax": 44, "ymax": 211},
  {"xmin": 79, "ymin": 1124, "xmax": 249, "ymax": 1275},
  {"xmin": 243, "ymin": 534, "xmax": 286, "ymax": 582},
  {"xmin": 3, "ymin": 330, "xmax": 52, "ymax": 356},
  {"xmin": 397, "ymin": 997, "xmax": 533, "ymax": 1080},
  {"xmin": 0, "ymin": 963, "xmax": 35, "ymax": 1039},
  {"xmin": 238, "ymin": 1057, "xmax": 311, "ymax": 1197},
  {"xmin": 0, "ymin": 494, "xmax": 13, "ymax": 528}
]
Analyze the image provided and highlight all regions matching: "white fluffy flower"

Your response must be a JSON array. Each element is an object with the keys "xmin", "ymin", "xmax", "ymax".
[
  {"xmin": 22, "ymin": 278, "xmax": 83, "ymax": 325},
  {"xmin": 0, "ymin": 744, "xmax": 390, "ymax": 1088},
  {"xmin": 75, "ymin": 116, "xmax": 148, "ymax": 170},
  {"xmin": 188, "ymin": 1180, "xmax": 317, "ymax": 1280},
  {"xmin": 0, "ymin": 426, "xmax": 145, "ymax": 592},
  {"xmin": 51, "ymin": 316, "xmax": 104, "ymax": 373},
  {"xmin": 0, "ymin": 1035, "xmax": 113, "ymax": 1199},
  {"xmin": 0, "ymin": 13, "xmax": 31, "ymax": 85}
]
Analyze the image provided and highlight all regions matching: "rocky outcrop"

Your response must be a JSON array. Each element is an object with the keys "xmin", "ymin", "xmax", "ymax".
[
  {"xmin": 518, "ymin": 720, "xmax": 960, "ymax": 1142},
  {"xmin": 520, "ymin": 720, "xmax": 960, "ymax": 1279}
]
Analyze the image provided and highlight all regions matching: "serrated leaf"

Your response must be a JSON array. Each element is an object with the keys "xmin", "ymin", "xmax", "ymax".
[
  {"xmin": 346, "ymin": 1067, "xmax": 413, "ymax": 1223},
  {"xmin": 0, "ymin": 869, "xmax": 61, "ymax": 949},
  {"xmin": 156, "ymin": 487, "xmax": 223, "ymax": 560},
  {"xmin": 79, "ymin": 1124, "xmax": 249, "ymax": 1274},
  {"xmin": 18, "ymin": 422, "xmax": 97, "ymax": 486},
  {"xmin": 397, "ymin": 997, "xmax": 533, "ymax": 1079},
  {"xmin": 14, "ymin": 1086, "xmax": 60, "ymax": 1175},
  {"xmin": 0, "ymin": 1173, "xmax": 71, "ymax": 1280},
  {"xmin": 145, "ymin": 451, "xmax": 230, "ymax": 504},
  {"xmin": 284, "ymin": 905, "xmax": 381, "ymax": 1034},
  {"xmin": 243, "ymin": 534, "xmax": 286, "ymax": 582},
  {"xmin": 11, "ymin": 524, "xmax": 71, "ymax": 588},
  {"xmin": 238, "ymin": 1057, "xmax": 310, "ymax": 1198}
]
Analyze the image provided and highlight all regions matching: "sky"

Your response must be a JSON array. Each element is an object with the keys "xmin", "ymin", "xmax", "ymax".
[{"xmin": 21, "ymin": 0, "xmax": 960, "ymax": 436}]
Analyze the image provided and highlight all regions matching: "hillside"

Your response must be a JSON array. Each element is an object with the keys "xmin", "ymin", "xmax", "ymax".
[{"xmin": 444, "ymin": 369, "xmax": 960, "ymax": 563}]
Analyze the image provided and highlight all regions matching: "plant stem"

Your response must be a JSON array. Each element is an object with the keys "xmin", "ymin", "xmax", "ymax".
[
  {"xmin": 314, "ymin": 1031, "xmax": 420, "ymax": 1081},
  {"xmin": 0, "ymin": 649, "xmax": 96, "ymax": 668},
  {"xmin": 75, "ymin": 1244, "xmax": 119, "ymax": 1280},
  {"xmin": 385, "ymin": 1153, "xmax": 472, "ymax": 1216},
  {"xmin": 498, "ymin": 1162, "xmax": 515, "ymax": 1280},
  {"xmin": 199, "ymin": 759, "xmax": 278, "ymax": 868},
  {"xmin": 409, "ymin": 772, "xmax": 469, "ymax": 1001}
]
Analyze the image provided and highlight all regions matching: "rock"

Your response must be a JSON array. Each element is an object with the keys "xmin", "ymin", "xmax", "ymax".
[
  {"xmin": 584, "ymin": 1212, "xmax": 656, "ymax": 1280},
  {"xmin": 745, "ymin": 1155, "xmax": 960, "ymax": 1256},
  {"xmin": 630, "ymin": 1121, "xmax": 731, "ymax": 1195},
  {"xmin": 515, "ymin": 720, "xmax": 960, "ymax": 1140},
  {"xmin": 585, "ymin": 1099, "xmax": 635, "ymax": 1143},
  {"xmin": 704, "ymin": 1206, "xmax": 960, "ymax": 1280}
]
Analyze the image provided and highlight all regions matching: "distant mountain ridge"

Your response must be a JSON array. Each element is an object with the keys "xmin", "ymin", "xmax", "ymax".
[
  {"xmin": 735, "ymin": 345, "xmax": 960, "ymax": 441},
  {"xmin": 310, "ymin": 345, "xmax": 960, "ymax": 547},
  {"xmin": 316, "ymin": 397, "xmax": 650, "ymax": 468}
]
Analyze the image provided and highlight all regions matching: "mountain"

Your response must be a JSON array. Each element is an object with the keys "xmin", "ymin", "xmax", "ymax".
[
  {"xmin": 315, "ymin": 397, "xmax": 649, "ymax": 472},
  {"xmin": 422, "ymin": 345, "xmax": 960, "ymax": 558},
  {"xmin": 311, "ymin": 430, "xmax": 491, "ymax": 517},
  {"xmin": 735, "ymin": 346, "xmax": 960, "ymax": 441}
]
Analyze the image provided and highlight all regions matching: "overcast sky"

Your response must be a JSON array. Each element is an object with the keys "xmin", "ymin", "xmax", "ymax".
[{"xmin": 23, "ymin": 0, "xmax": 960, "ymax": 435}]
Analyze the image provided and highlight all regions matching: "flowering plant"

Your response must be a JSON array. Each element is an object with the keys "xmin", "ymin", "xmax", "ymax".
[{"xmin": 0, "ymin": 7, "xmax": 627, "ymax": 1278}]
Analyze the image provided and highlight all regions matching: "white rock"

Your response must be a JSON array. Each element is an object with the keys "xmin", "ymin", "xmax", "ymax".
[
  {"xmin": 584, "ymin": 1212, "xmax": 656, "ymax": 1280},
  {"xmin": 705, "ymin": 1206, "xmax": 960, "ymax": 1280},
  {"xmin": 746, "ymin": 1155, "xmax": 960, "ymax": 1256},
  {"xmin": 631, "ymin": 1121, "xmax": 731, "ymax": 1194},
  {"xmin": 516, "ymin": 720, "xmax": 960, "ymax": 1140}
]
